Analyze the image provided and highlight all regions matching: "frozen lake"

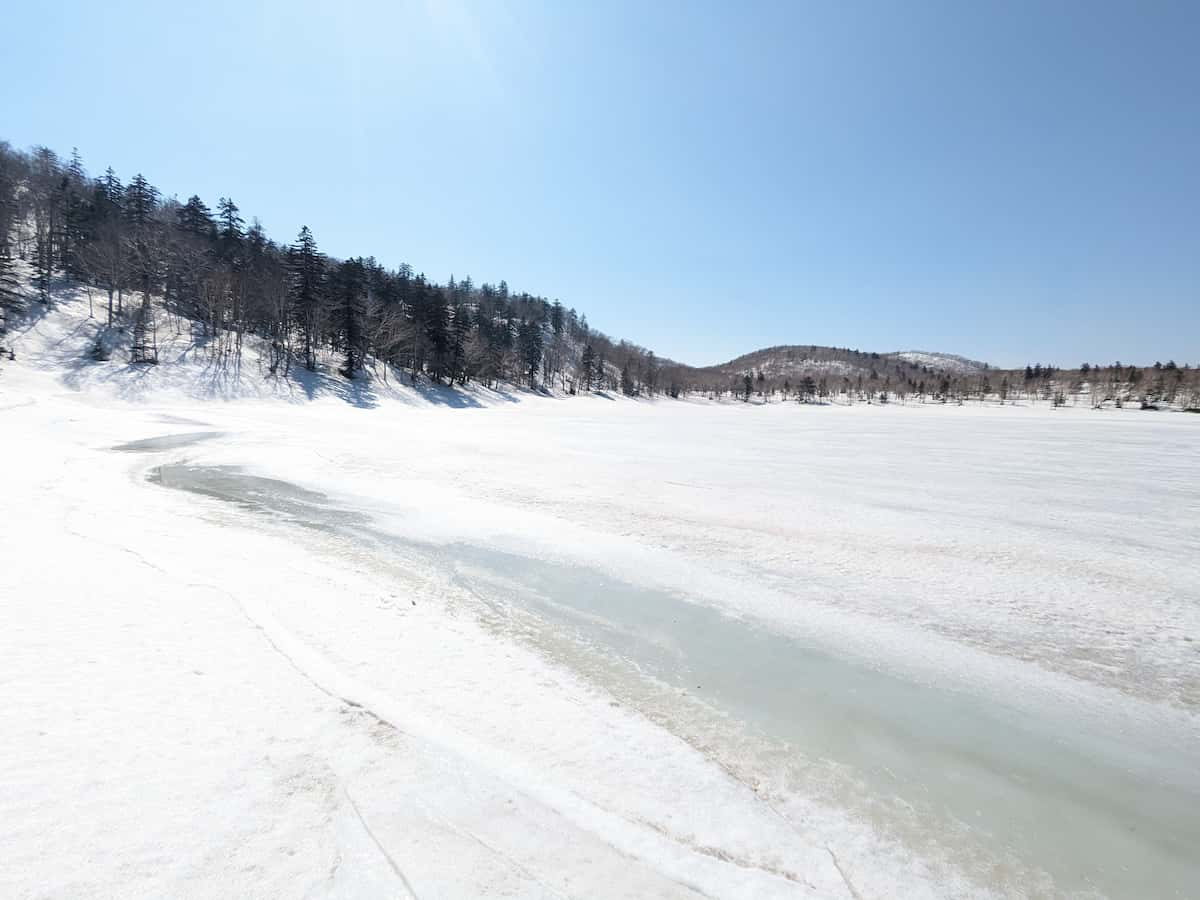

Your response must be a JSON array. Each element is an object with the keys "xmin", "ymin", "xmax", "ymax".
[
  {"xmin": 150, "ymin": 450, "xmax": 1200, "ymax": 898},
  {"xmin": 5, "ymin": 365, "xmax": 1199, "ymax": 898}
]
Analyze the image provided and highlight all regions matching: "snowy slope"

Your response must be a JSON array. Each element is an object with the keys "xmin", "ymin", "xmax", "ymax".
[
  {"xmin": 0, "ymin": 274, "xmax": 540, "ymax": 409},
  {"xmin": 889, "ymin": 350, "xmax": 989, "ymax": 374}
]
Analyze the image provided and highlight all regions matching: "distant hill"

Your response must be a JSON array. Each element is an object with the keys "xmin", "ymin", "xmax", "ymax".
[
  {"xmin": 655, "ymin": 343, "xmax": 1197, "ymax": 408},
  {"xmin": 687, "ymin": 344, "xmax": 991, "ymax": 386}
]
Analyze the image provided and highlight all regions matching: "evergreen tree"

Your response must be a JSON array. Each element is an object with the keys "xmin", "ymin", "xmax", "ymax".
[
  {"xmin": 61, "ymin": 148, "xmax": 91, "ymax": 278},
  {"xmin": 800, "ymin": 375, "xmax": 816, "ymax": 401},
  {"xmin": 330, "ymin": 257, "xmax": 367, "ymax": 378},
  {"xmin": 123, "ymin": 174, "xmax": 159, "ymax": 230},
  {"xmin": 518, "ymin": 318, "xmax": 543, "ymax": 387},
  {"xmin": 101, "ymin": 168, "xmax": 124, "ymax": 208},
  {"xmin": 216, "ymin": 197, "xmax": 244, "ymax": 268},
  {"xmin": 581, "ymin": 344, "xmax": 596, "ymax": 391},
  {"xmin": 449, "ymin": 302, "xmax": 471, "ymax": 385},
  {"xmin": 123, "ymin": 174, "xmax": 163, "ymax": 311},
  {"xmin": 288, "ymin": 226, "xmax": 325, "ymax": 371},
  {"xmin": 177, "ymin": 195, "xmax": 215, "ymax": 238},
  {"xmin": 422, "ymin": 280, "xmax": 451, "ymax": 381}
]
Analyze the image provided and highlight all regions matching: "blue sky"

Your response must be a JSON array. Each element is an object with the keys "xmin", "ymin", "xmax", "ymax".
[{"xmin": 4, "ymin": 0, "xmax": 1196, "ymax": 367}]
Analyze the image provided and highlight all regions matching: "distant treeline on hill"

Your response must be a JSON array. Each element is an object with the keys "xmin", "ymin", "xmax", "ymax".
[
  {"xmin": 1, "ymin": 140, "xmax": 1196, "ymax": 410},
  {"xmin": 710, "ymin": 359, "xmax": 1200, "ymax": 409},
  {"xmin": 654, "ymin": 344, "xmax": 1198, "ymax": 410},
  {"xmin": 688, "ymin": 351, "xmax": 1199, "ymax": 410}
]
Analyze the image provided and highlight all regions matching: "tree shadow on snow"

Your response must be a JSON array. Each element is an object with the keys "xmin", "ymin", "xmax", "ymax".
[
  {"xmin": 7, "ymin": 279, "xmax": 559, "ymax": 413},
  {"xmin": 407, "ymin": 377, "xmax": 484, "ymax": 408}
]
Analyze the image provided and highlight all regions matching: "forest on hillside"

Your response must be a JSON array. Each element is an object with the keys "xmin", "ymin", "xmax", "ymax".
[
  {"xmin": 2, "ymin": 141, "xmax": 1197, "ymax": 410},
  {"xmin": 0, "ymin": 142, "xmax": 665, "ymax": 395}
]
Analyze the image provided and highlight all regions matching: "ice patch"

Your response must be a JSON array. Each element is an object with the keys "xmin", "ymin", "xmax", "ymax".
[{"xmin": 112, "ymin": 432, "xmax": 224, "ymax": 452}]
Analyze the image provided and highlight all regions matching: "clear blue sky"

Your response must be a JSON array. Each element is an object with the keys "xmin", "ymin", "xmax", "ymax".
[{"xmin": 4, "ymin": 0, "xmax": 1196, "ymax": 367}]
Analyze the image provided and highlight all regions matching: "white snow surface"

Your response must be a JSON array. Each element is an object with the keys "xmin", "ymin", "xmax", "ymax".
[{"xmin": 2, "ymin": 291, "xmax": 1199, "ymax": 899}]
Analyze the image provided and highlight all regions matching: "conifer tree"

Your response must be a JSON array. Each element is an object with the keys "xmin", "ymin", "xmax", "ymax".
[
  {"xmin": 288, "ymin": 226, "xmax": 325, "ymax": 371},
  {"xmin": 331, "ymin": 257, "xmax": 367, "ymax": 378},
  {"xmin": 124, "ymin": 174, "xmax": 159, "ymax": 230},
  {"xmin": 177, "ymin": 196, "xmax": 215, "ymax": 238},
  {"xmin": 61, "ymin": 148, "xmax": 90, "ymax": 278},
  {"xmin": 581, "ymin": 344, "xmax": 595, "ymax": 391},
  {"xmin": 518, "ymin": 318, "xmax": 543, "ymax": 387},
  {"xmin": 216, "ymin": 197, "xmax": 244, "ymax": 264},
  {"xmin": 449, "ymin": 302, "xmax": 471, "ymax": 385},
  {"xmin": 424, "ymin": 281, "xmax": 451, "ymax": 381}
]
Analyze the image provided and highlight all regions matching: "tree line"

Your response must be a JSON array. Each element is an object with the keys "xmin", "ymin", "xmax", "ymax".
[
  {"xmin": 0, "ymin": 142, "xmax": 671, "ymax": 394},
  {"xmin": 687, "ymin": 359, "xmax": 1200, "ymax": 410}
]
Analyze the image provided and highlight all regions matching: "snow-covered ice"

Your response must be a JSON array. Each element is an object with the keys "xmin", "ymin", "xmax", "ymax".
[{"xmin": 2, "ymin": 294, "xmax": 1198, "ymax": 898}]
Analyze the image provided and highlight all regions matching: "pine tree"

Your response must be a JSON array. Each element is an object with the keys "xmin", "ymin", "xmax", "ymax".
[
  {"xmin": 800, "ymin": 375, "xmax": 816, "ymax": 402},
  {"xmin": 177, "ymin": 195, "xmax": 215, "ymax": 238},
  {"xmin": 518, "ymin": 318, "xmax": 543, "ymax": 387},
  {"xmin": 217, "ymin": 197, "xmax": 243, "ymax": 238},
  {"xmin": 122, "ymin": 174, "xmax": 164, "ymax": 315},
  {"xmin": 61, "ymin": 148, "xmax": 90, "ymax": 278},
  {"xmin": 288, "ymin": 226, "xmax": 325, "ymax": 371},
  {"xmin": 449, "ymin": 302, "xmax": 471, "ymax": 385},
  {"xmin": 101, "ymin": 168, "xmax": 123, "ymax": 208},
  {"xmin": 581, "ymin": 344, "xmax": 595, "ymax": 391},
  {"xmin": 421, "ymin": 280, "xmax": 451, "ymax": 382},
  {"xmin": 331, "ymin": 257, "xmax": 367, "ymax": 378},
  {"xmin": 216, "ymin": 197, "xmax": 244, "ymax": 265},
  {"xmin": 124, "ymin": 174, "xmax": 159, "ymax": 230}
]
